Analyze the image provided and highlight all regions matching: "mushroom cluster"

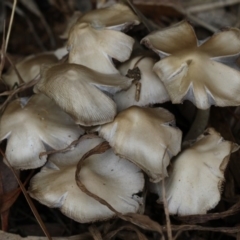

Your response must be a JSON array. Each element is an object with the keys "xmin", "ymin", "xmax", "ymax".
[{"xmin": 1, "ymin": 2, "xmax": 240, "ymax": 224}]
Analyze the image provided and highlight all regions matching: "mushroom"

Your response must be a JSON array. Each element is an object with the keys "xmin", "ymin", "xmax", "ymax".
[
  {"xmin": 95, "ymin": 106, "xmax": 182, "ymax": 182},
  {"xmin": 76, "ymin": 3, "xmax": 140, "ymax": 32},
  {"xmin": 142, "ymin": 20, "xmax": 240, "ymax": 140},
  {"xmin": 29, "ymin": 137, "xmax": 144, "ymax": 223},
  {"xmin": 67, "ymin": 22, "xmax": 135, "ymax": 74},
  {"xmin": 114, "ymin": 55, "xmax": 170, "ymax": 111},
  {"xmin": 34, "ymin": 63, "xmax": 132, "ymax": 126},
  {"xmin": 0, "ymin": 94, "xmax": 84, "ymax": 169},
  {"xmin": 60, "ymin": 3, "xmax": 140, "ymax": 39},
  {"xmin": 154, "ymin": 128, "xmax": 239, "ymax": 216},
  {"xmin": 2, "ymin": 53, "xmax": 58, "ymax": 88},
  {"xmin": 49, "ymin": 136, "xmax": 104, "ymax": 167},
  {"xmin": 141, "ymin": 20, "xmax": 240, "ymax": 109}
]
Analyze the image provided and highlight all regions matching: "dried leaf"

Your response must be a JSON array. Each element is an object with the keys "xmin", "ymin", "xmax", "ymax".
[
  {"xmin": 0, "ymin": 188, "xmax": 20, "ymax": 213},
  {"xmin": 0, "ymin": 157, "xmax": 19, "ymax": 230},
  {"xmin": 0, "ymin": 150, "xmax": 52, "ymax": 240},
  {"xmin": 0, "ymin": 157, "xmax": 19, "ymax": 196}
]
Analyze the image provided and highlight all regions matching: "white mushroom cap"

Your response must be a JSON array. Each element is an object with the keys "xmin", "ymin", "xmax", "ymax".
[
  {"xmin": 0, "ymin": 94, "xmax": 84, "ymax": 169},
  {"xmin": 34, "ymin": 63, "xmax": 132, "ymax": 126},
  {"xmin": 67, "ymin": 23, "xmax": 135, "ymax": 74},
  {"xmin": 60, "ymin": 4, "xmax": 139, "ymax": 39},
  {"xmin": 29, "ymin": 138, "xmax": 144, "ymax": 223},
  {"xmin": 95, "ymin": 106, "xmax": 182, "ymax": 182},
  {"xmin": 155, "ymin": 128, "xmax": 239, "ymax": 216},
  {"xmin": 141, "ymin": 21, "xmax": 240, "ymax": 109},
  {"xmin": 76, "ymin": 3, "xmax": 140, "ymax": 32},
  {"xmin": 49, "ymin": 136, "xmax": 104, "ymax": 167},
  {"xmin": 2, "ymin": 53, "xmax": 58, "ymax": 88},
  {"xmin": 114, "ymin": 56, "xmax": 170, "ymax": 111}
]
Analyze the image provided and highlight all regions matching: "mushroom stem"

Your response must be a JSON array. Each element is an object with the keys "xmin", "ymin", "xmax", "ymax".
[{"xmin": 184, "ymin": 108, "xmax": 210, "ymax": 142}]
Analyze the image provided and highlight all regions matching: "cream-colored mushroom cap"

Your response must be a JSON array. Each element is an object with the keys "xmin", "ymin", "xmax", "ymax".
[
  {"xmin": 2, "ymin": 53, "xmax": 58, "ymax": 88},
  {"xmin": 114, "ymin": 56, "xmax": 170, "ymax": 111},
  {"xmin": 49, "ymin": 137, "xmax": 104, "ymax": 167},
  {"xmin": 141, "ymin": 20, "xmax": 240, "ymax": 109},
  {"xmin": 0, "ymin": 94, "xmax": 84, "ymax": 169},
  {"xmin": 96, "ymin": 106, "xmax": 182, "ymax": 182},
  {"xmin": 29, "ymin": 140, "xmax": 144, "ymax": 223},
  {"xmin": 34, "ymin": 63, "xmax": 132, "ymax": 126},
  {"xmin": 76, "ymin": 3, "xmax": 140, "ymax": 32},
  {"xmin": 155, "ymin": 128, "xmax": 239, "ymax": 216},
  {"xmin": 67, "ymin": 23, "xmax": 135, "ymax": 74}
]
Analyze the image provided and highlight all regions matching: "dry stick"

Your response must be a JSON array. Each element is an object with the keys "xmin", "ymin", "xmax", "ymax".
[
  {"xmin": 75, "ymin": 142, "xmax": 164, "ymax": 238},
  {"xmin": 0, "ymin": 75, "xmax": 39, "ymax": 112},
  {"xmin": 4, "ymin": 53, "xmax": 25, "ymax": 85},
  {"xmin": 0, "ymin": 23, "xmax": 6, "ymax": 79},
  {"xmin": 186, "ymin": 0, "xmax": 240, "ymax": 13},
  {"xmin": 121, "ymin": 0, "xmax": 158, "ymax": 32},
  {"xmin": 5, "ymin": 0, "xmax": 17, "ymax": 52},
  {"xmin": 177, "ymin": 200, "xmax": 240, "ymax": 224},
  {"xmin": 88, "ymin": 225, "xmax": 103, "ymax": 240},
  {"xmin": 126, "ymin": 0, "xmax": 218, "ymax": 33},
  {"xmin": 0, "ymin": 150, "xmax": 52, "ymax": 240},
  {"xmin": 0, "ymin": 168, "xmax": 33, "ymax": 230},
  {"xmin": 173, "ymin": 230, "xmax": 183, "ymax": 240},
  {"xmin": 185, "ymin": 13, "xmax": 218, "ymax": 33},
  {"xmin": 5, "ymin": 1, "xmax": 46, "ymax": 51},
  {"xmin": 166, "ymin": 224, "xmax": 240, "ymax": 234},
  {"xmin": 39, "ymin": 133, "xmax": 99, "ymax": 158},
  {"xmin": 103, "ymin": 225, "xmax": 148, "ymax": 240},
  {"xmin": 161, "ymin": 147, "xmax": 172, "ymax": 240}
]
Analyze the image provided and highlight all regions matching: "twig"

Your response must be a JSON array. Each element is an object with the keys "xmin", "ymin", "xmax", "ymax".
[
  {"xmin": 0, "ymin": 150, "xmax": 52, "ymax": 240},
  {"xmin": 5, "ymin": 1, "xmax": 46, "ymax": 51},
  {"xmin": 4, "ymin": 53, "xmax": 24, "ymax": 85},
  {"xmin": 161, "ymin": 148, "xmax": 172, "ymax": 240},
  {"xmin": 185, "ymin": 13, "xmax": 218, "ymax": 33},
  {"xmin": 0, "ymin": 75, "xmax": 39, "ymax": 112},
  {"xmin": 186, "ymin": 0, "xmax": 240, "ymax": 13},
  {"xmin": 89, "ymin": 225, "xmax": 103, "ymax": 240},
  {"xmin": 5, "ymin": 0, "xmax": 17, "ymax": 52},
  {"xmin": 39, "ymin": 134, "xmax": 99, "ymax": 158},
  {"xmin": 0, "ymin": 22, "xmax": 6, "ymax": 79}
]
